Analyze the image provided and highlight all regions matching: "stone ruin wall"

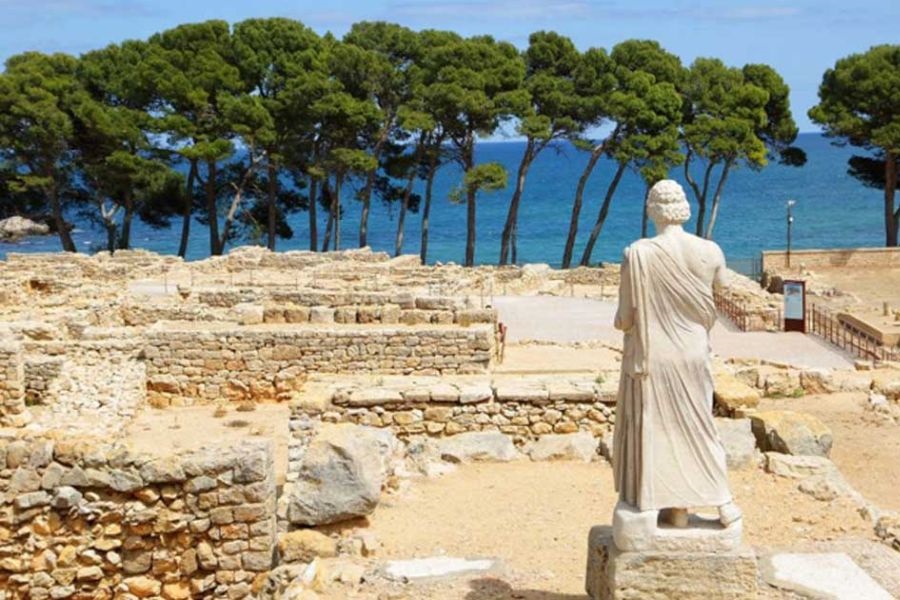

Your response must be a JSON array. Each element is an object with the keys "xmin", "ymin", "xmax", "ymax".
[
  {"xmin": 302, "ymin": 385, "xmax": 617, "ymax": 440},
  {"xmin": 0, "ymin": 342, "xmax": 27, "ymax": 428},
  {"xmin": 144, "ymin": 325, "xmax": 496, "ymax": 406},
  {"xmin": 762, "ymin": 247, "xmax": 900, "ymax": 272},
  {"xmin": 0, "ymin": 436, "xmax": 276, "ymax": 599}
]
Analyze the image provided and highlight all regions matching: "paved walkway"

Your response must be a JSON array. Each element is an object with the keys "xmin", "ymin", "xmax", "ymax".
[{"xmin": 492, "ymin": 296, "xmax": 855, "ymax": 369}]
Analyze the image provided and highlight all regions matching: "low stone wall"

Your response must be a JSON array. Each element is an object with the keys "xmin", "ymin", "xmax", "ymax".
[
  {"xmin": 0, "ymin": 342, "xmax": 28, "ymax": 427},
  {"xmin": 0, "ymin": 437, "xmax": 275, "ymax": 598},
  {"xmin": 144, "ymin": 324, "xmax": 495, "ymax": 406},
  {"xmin": 293, "ymin": 377, "xmax": 617, "ymax": 440},
  {"xmin": 762, "ymin": 247, "xmax": 900, "ymax": 271}
]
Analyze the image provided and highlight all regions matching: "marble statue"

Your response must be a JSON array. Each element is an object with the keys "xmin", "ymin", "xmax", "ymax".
[{"xmin": 612, "ymin": 179, "xmax": 742, "ymax": 533}]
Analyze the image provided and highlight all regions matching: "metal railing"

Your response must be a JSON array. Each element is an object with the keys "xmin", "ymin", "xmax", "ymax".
[
  {"xmin": 714, "ymin": 289, "xmax": 754, "ymax": 331},
  {"xmin": 806, "ymin": 304, "xmax": 900, "ymax": 363}
]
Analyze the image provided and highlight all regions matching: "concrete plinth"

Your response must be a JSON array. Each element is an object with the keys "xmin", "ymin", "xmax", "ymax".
[{"xmin": 586, "ymin": 526, "xmax": 759, "ymax": 600}]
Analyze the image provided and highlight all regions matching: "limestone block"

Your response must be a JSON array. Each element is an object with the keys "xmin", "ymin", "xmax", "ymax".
[
  {"xmin": 764, "ymin": 452, "xmax": 837, "ymax": 479},
  {"xmin": 494, "ymin": 383, "xmax": 549, "ymax": 404},
  {"xmin": 263, "ymin": 306, "xmax": 286, "ymax": 323},
  {"xmin": 750, "ymin": 410, "xmax": 832, "ymax": 457},
  {"xmin": 760, "ymin": 552, "xmax": 893, "ymax": 600},
  {"xmin": 800, "ymin": 368, "xmax": 837, "ymax": 394},
  {"xmin": 833, "ymin": 370, "xmax": 872, "ymax": 392},
  {"xmin": 428, "ymin": 382, "xmax": 460, "ymax": 403},
  {"xmin": 458, "ymin": 383, "xmax": 493, "ymax": 404},
  {"xmin": 547, "ymin": 382, "xmax": 595, "ymax": 402},
  {"xmin": 309, "ymin": 307, "xmax": 335, "ymax": 324},
  {"xmin": 714, "ymin": 418, "xmax": 758, "ymax": 470},
  {"xmin": 585, "ymin": 526, "xmax": 758, "ymax": 600},
  {"xmin": 334, "ymin": 307, "xmax": 357, "ymax": 324},
  {"xmin": 763, "ymin": 369, "xmax": 802, "ymax": 397},
  {"xmin": 436, "ymin": 432, "xmax": 520, "ymax": 463},
  {"xmin": 527, "ymin": 433, "xmax": 597, "ymax": 462},
  {"xmin": 233, "ymin": 303, "xmax": 264, "ymax": 325},
  {"xmin": 713, "ymin": 373, "xmax": 760, "ymax": 413},
  {"xmin": 416, "ymin": 296, "xmax": 461, "ymax": 311},
  {"xmin": 872, "ymin": 372, "xmax": 900, "ymax": 401},
  {"xmin": 284, "ymin": 306, "xmax": 310, "ymax": 323},
  {"xmin": 457, "ymin": 309, "xmax": 496, "ymax": 327},
  {"xmin": 278, "ymin": 530, "xmax": 338, "ymax": 563},
  {"xmin": 797, "ymin": 471, "xmax": 859, "ymax": 502},
  {"xmin": 345, "ymin": 388, "xmax": 404, "ymax": 407}
]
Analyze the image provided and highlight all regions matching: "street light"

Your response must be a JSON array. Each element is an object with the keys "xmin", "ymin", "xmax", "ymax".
[{"xmin": 786, "ymin": 199, "xmax": 796, "ymax": 269}]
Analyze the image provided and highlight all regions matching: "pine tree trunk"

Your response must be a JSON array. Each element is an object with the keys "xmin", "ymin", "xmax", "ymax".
[
  {"xmin": 395, "ymin": 168, "xmax": 417, "ymax": 257},
  {"xmin": 694, "ymin": 162, "xmax": 715, "ymax": 237},
  {"xmin": 420, "ymin": 159, "xmax": 437, "ymax": 265},
  {"xmin": 359, "ymin": 129, "xmax": 390, "ymax": 248},
  {"xmin": 500, "ymin": 139, "xmax": 534, "ymax": 265},
  {"xmin": 562, "ymin": 145, "xmax": 604, "ymax": 268},
  {"xmin": 885, "ymin": 151, "xmax": 898, "ymax": 247},
  {"xmin": 177, "ymin": 160, "xmax": 197, "ymax": 258},
  {"xmin": 308, "ymin": 175, "xmax": 318, "ymax": 252},
  {"xmin": 267, "ymin": 158, "xmax": 277, "ymax": 251},
  {"xmin": 48, "ymin": 178, "xmax": 76, "ymax": 253},
  {"xmin": 206, "ymin": 159, "xmax": 220, "ymax": 256},
  {"xmin": 704, "ymin": 160, "xmax": 733, "ymax": 240},
  {"xmin": 105, "ymin": 221, "xmax": 117, "ymax": 254},
  {"xmin": 333, "ymin": 173, "xmax": 342, "ymax": 251},
  {"xmin": 579, "ymin": 161, "xmax": 627, "ymax": 266},
  {"xmin": 465, "ymin": 185, "xmax": 476, "ymax": 267}
]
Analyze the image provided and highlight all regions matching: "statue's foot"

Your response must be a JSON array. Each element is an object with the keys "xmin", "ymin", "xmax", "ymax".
[
  {"xmin": 660, "ymin": 507, "xmax": 689, "ymax": 528},
  {"xmin": 719, "ymin": 501, "xmax": 743, "ymax": 527}
]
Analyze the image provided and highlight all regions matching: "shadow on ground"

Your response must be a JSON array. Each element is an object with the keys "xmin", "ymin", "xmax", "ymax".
[{"xmin": 465, "ymin": 577, "xmax": 588, "ymax": 600}]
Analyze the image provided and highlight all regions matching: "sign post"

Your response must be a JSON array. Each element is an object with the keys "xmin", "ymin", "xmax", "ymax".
[{"xmin": 783, "ymin": 279, "xmax": 806, "ymax": 333}]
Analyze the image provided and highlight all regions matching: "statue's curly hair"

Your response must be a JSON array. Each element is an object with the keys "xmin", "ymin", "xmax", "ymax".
[{"xmin": 647, "ymin": 179, "xmax": 691, "ymax": 225}]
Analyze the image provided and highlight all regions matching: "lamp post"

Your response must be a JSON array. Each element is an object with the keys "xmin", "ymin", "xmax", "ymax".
[{"xmin": 786, "ymin": 200, "xmax": 796, "ymax": 269}]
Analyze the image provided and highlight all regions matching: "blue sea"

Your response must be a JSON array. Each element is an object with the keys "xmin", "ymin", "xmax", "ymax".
[{"xmin": 0, "ymin": 133, "xmax": 886, "ymax": 271}]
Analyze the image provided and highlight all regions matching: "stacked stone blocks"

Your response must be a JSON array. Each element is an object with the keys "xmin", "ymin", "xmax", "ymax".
[{"xmin": 0, "ymin": 437, "xmax": 276, "ymax": 598}]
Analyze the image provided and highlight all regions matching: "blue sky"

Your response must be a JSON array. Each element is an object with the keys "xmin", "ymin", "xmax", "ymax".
[{"xmin": 1, "ymin": 0, "xmax": 897, "ymax": 132}]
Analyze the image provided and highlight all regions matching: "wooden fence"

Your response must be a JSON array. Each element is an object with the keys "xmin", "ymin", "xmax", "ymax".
[{"xmin": 806, "ymin": 303, "xmax": 900, "ymax": 363}]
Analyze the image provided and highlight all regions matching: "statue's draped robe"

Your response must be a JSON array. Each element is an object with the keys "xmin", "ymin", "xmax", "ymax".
[{"xmin": 613, "ymin": 237, "xmax": 731, "ymax": 510}]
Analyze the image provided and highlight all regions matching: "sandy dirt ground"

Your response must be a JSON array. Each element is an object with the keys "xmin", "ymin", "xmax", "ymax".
[
  {"xmin": 495, "ymin": 344, "xmax": 620, "ymax": 375},
  {"xmin": 364, "ymin": 461, "xmax": 875, "ymax": 599},
  {"xmin": 759, "ymin": 392, "xmax": 900, "ymax": 513},
  {"xmin": 125, "ymin": 404, "xmax": 291, "ymax": 483},
  {"xmin": 493, "ymin": 296, "xmax": 854, "ymax": 369}
]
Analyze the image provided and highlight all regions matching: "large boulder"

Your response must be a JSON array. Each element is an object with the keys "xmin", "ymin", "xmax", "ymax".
[
  {"xmin": 713, "ymin": 373, "xmax": 760, "ymax": 414},
  {"xmin": 750, "ymin": 410, "xmax": 833, "ymax": 457},
  {"xmin": 0, "ymin": 216, "xmax": 49, "ymax": 240},
  {"xmin": 714, "ymin": 418, "xmax": 758, "ymax": 470},
  {"xmin": 436, "ymin": 432, "xmax": 520, "ymax": 463},
  {"xmin": 527, "ymin": 433, "xmax": 597, "ymax": 462},
  {"xmin": 284, "ymin": 424, "xmax": 398, "ymax": 525}
]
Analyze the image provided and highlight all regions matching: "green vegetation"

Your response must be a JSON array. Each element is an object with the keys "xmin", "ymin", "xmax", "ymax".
[
  {"xmin": 810, "ymin": 45, "xmax": 900, "ymax": 247},
  {"xmin": 0, "ymin": 19, "xmax": 812, "ymax": 262}
]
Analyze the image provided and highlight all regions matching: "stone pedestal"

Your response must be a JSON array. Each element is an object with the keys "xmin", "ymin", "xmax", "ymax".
[{"xmin": 586, "ymin": 525, "xmax": 759, "ymax": 600}]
